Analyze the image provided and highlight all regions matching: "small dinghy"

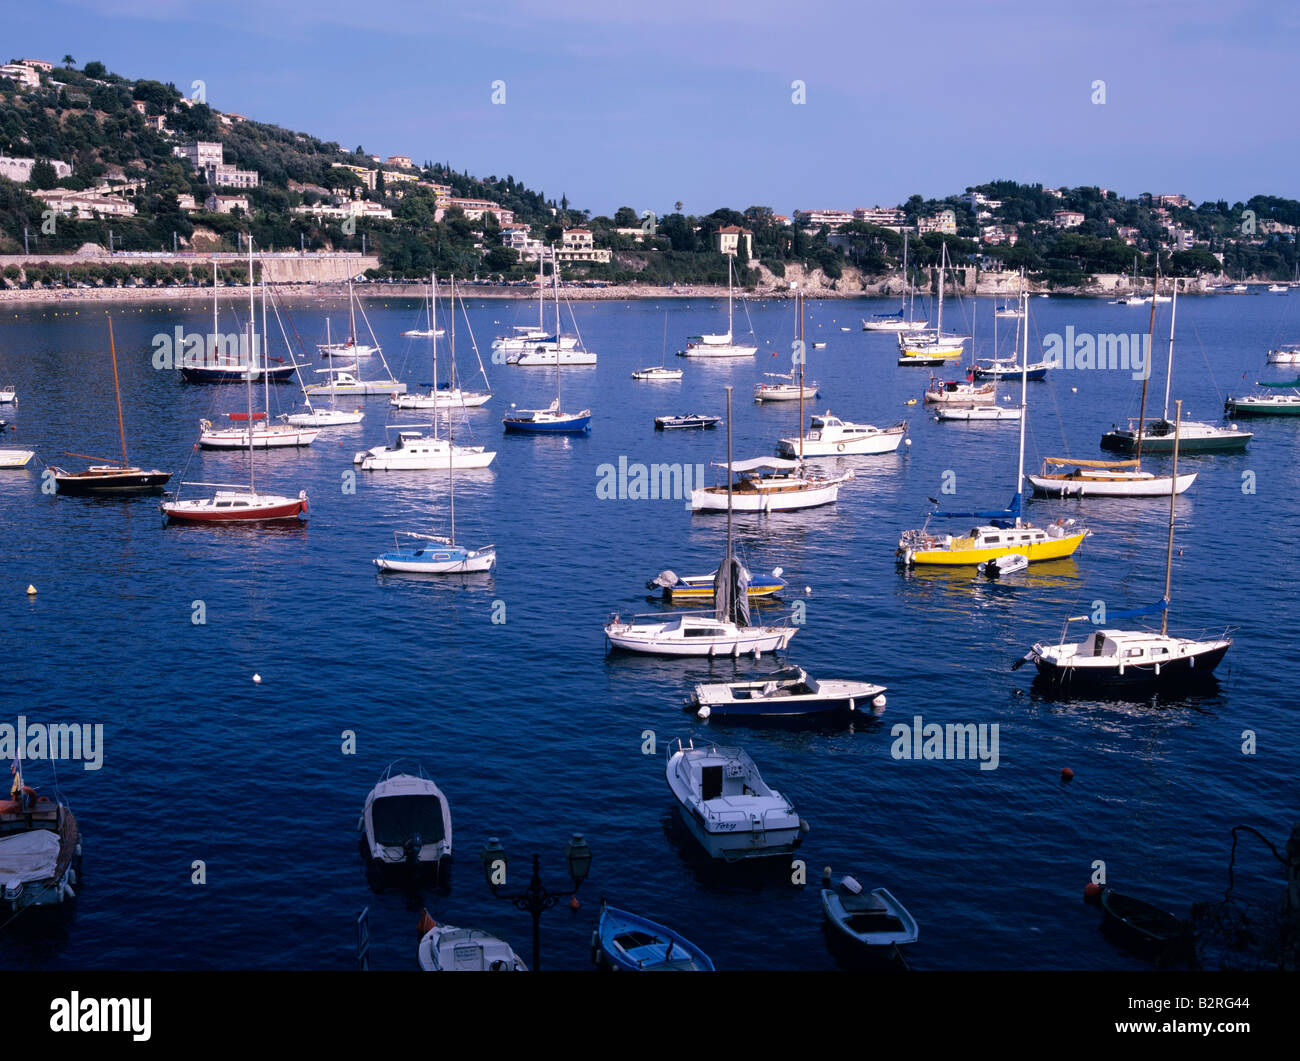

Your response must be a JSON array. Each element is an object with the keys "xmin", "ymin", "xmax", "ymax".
[
  {"xmin": 689, "ymin": 666, "xmax": 885, "ymax": 720},
  {"xmin": 417, "ymin": 910, "xmax": 526, "ymax": 971},
  {"xmin": 655, "ymin": 414, "xmax": 722, "ymax": 430},
  {"xmin": 976, "ymin": 552, "xmax": 1029, "ymax": 580},
  {"xmin": 821, "ymin": 873, "xmax": 918, "ymax": 950},
  {"xmin": 665, "ymin": 739, "xmax": 803, "ymax": 861},
  {"xmin": 1090, "ymin": 885, "xmax": 1189, "ymax": 959},
  {"xmin": 358, "ymin": 763, "xmax": 452, "ymax": 879},
  {"xmin": 647, "ymin": 565, "xmax": 786, "ymax": 602},
  {"xmin": 592, "ymin": 902, "xmax": 714, "ymax": 971}
]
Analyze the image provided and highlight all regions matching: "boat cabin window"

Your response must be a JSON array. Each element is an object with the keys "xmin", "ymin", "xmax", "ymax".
[
  {"xmin": 1125, "ymin": 648, "xmax": 1143, "ymax": 658},
  {"xmin": 1092, "ymin": 636, "xmax": 1107, "ymax": 657},
  {"xmin": 985, "ymin": 536, "xmax": 1000, "ymax": 544},
  {"xmin": 372, "ymin": 794, "xmax": 446, "ymax": 847}
]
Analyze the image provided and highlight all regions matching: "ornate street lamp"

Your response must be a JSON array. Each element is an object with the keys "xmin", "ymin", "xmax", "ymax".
[{"xmin": 479, "ymin": 833, "xmax": 591, "ymax": 971}]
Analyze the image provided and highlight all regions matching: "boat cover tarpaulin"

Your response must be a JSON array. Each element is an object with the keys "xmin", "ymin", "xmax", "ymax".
[
  {"xmin": 1067, "ymin": 599, "xmax": 1167, "ymax": 622},
  {"xmin": 1043, "ymin": 458, "xmax": 1140, "ymax": 469},
  {"xmin": 714, "ymin": 556, "xmax": 751, "ymax": 627},
  {"xmin": 1258, "ymin": 377, "xmax": 1300, "ymax": 388},
  {"xmin": 715, "ymin": 457, "xmax": 800, "ymax": 474},
  {"xmin": 0, "ymin": 830, "xmax": 60, "ymax": 883}
]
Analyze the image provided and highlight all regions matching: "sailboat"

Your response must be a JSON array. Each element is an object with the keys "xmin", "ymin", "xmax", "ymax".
[
  {"xmin": 492, "ymin": 253, "xmax": 579, "ymax": 354},
  {"xmin": 401, "ymin": 277, "xmax": 446, "ymax": 337},
  {"xmin": 1018, "ymin": 401, "xmax": 1231, "ymax": 689},
  {"xmin": 392, "ymin": 273, "xmax": 492, "ymax": 410},
  {"xmin": 506, "ymin": 251, "xmax": 596, "ymax": 366},
  {"xmin": 1100, "ymin": 274, "xmax": 1252, "ymax": 454},
  {"xmin": 502, "ymin": 257, "xmax": 592, "ymax": 435},
  {"xmin": 633, "ymin": 314, "xmax": 684, "ymax": 380},
  {"xmin": 677, "ymin": 258, "xmax": 758, "ymax": 358},
  {"xmin": 49, "ymin": 315, "xmax": 172, "ymax": 495},
  {"xmin": 199, "ymin": 274, "xmax": 319, "ymax": 449},
  {"xmin": 897, "ymin": 243, "xmax": 966, "ymax": 365},
  {"xmin": 1030, "ymin": 277, "xmax": 1197, "ymax": 497},
  {"xmin": 693, "ymin": 294, "xmax": 852, "ymax": 511},
  {"xmin": 1111, "ymin": 256, "xmax": 1149, "ymax": 305},
  {"xmin": 374, "ymin": 368, "xmax": 496, "ymax": 574},
  {"xmin": 863, "ymin": 231, "xmax": 927, "ymax": 332},
  {"xmin": 162, "ymin": 264, "xmax": 308, "ymax": 523},
  {"xmin": 318, "ymin": 278, "xmax": 381, "ymax": 358},
  {"xmin": 605, "ymin": 387, "xmax": 797, "ymax": 657},
  {"xmin": 180, "ymin": 260, "xmax": 299, "ymax": 384},
  {"xmin": 355, "ymin": 277, "xmax": 496, "ymax": 470},
  {"xmin": 897, "ymin": 287, "xmax": 1089, "ymax": 567},
  {"xmin": 307, "ymin": 285, "xmax": 405, "ymax": 396}
]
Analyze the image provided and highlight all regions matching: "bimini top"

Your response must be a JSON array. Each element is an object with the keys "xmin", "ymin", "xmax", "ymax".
[{"xmin": 713, "ymin": 457, "xmax": 801, "ymax": 474}]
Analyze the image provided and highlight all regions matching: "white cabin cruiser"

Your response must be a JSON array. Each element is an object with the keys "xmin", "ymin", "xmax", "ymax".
[
  {"xmin": 354, "ymin": 428, "xmax": 495, "ymax": 471},
  {"xmin": 417, "ymin": 918, "xmax": 527, "ymax": 971},
  {"xmin": 777, "ymin": 412, "xmax": 907, "ymax": 457},
  {"xmin": 665, "ymin": 740, "xmax": 803, "ymax": 861},
  {"xmin": 690, "ymin": 666, "xmax": 885, "ymax": 720},
  {"xmin": 358, "ymin": 765, "xmax": 452, "ymax": 875}
]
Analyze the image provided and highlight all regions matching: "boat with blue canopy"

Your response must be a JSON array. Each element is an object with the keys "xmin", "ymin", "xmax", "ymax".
[{"xmin": 591, "ymin": 903, "xmax": 714, "ymax": 971}]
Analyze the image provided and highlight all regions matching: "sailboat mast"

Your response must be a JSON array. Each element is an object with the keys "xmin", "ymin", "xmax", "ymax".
[
  {"xmin": 553, "ymin": 247, "xmax": 563, "ymax": 407},
  {"xmin": 1163, "ymin": 400, "xmax": 1182, "ymax": 636},
  {"xmin": 1014, "ymin": 276, "xmax": 1029, "ymax": 526},
  {"xmin": 108, "ymin": 314, "xmax": 127, "ymax": 466},
  {"xmin": 261, "ymin": 269, "xmax": 269, "ymax": 418},
  {"xmin": 900, "ymin": 232, "xmax": 908, "ymax": 316},
  {"xmin": 434, "ymin": 274, "xmax": 442, "ymax": 436},
  {"xmin": 247, "ymin": 240, "xmax": 256, "ymax": 491},
  {"xmin": 725, "ymin": 385, "xmax": 733, "ymax": 564},
  {"xmin": 1135, "ymin": 264, "xmax": 1160, "ymax": 460},
  {"xmin": 936, "ymin": 243, "xmax": 946, "ymax": 336},
  {"xmin": 211, "ymin": 258, "xmax": 218, "ymax": 354},
  {"xmin": 448, "ymin": 275, "xmax": 455, "ymax": 545},
  {"xmin": 1161, "ymin": 277, "xmax": 1179, "ymax": 421},
  {"xmin": 797, "ymin": 290, "xmax": 805, "ymax": 462},
  {"xmin": 348, "ymin": 275, "xmax": 356, "ymax": 342}
]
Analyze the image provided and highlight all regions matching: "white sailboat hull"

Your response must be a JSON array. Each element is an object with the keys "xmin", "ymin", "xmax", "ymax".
[
  {"xmin": 391, "ymin": 391, "xmax": 492, "ymax": 410},
  {"xmin": 1027, "ymin": 470, "xmax": 1197, "ymax": 497},
  {"xmin": 605, "ymin": 619, "xmax": 796, "ymax": 657},
  {"xmin": 356, "ymin": 443, "xmax": 496, "ymax": 471},
  {"xmin": 199, "ymin": 426, "xmax": 319, "ymax": 448},
  {"xmin": 283, "ymin": 410, "xmax": 364, "ymax": 427},
  {"xmin": 691, "ymin": 480, "xmax": 844, "ymax": 511},
  {"xmin": 507, "ymin": 349, "xmax": 597, "ymax": 366}
]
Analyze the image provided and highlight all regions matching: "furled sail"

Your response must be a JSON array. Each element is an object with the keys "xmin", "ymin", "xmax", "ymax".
[{"xmin": 713, "ymin": 556, "xmax": 751, "ymax": 627}]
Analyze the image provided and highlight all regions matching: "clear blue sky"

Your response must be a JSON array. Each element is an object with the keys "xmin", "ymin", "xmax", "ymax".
[{"xmin": 9, "ymin": 0, "xmax": 1295, "ymax": 216}]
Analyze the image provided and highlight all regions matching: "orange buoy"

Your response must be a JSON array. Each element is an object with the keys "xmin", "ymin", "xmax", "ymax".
[
  {"xmin": 1060, "ymin": 767, "xmax": 1074, "ymax": 781},
  {"xmin": 1083, "ymin": 882, "xmax": 1103, "ymax": 904},
  {"xmin": 417, "ymin": 909, "xmax": 436, "ymax": 936},
  {"xmin": 569, "ymin": 895, "xmax": 581, "ymax": 910}
]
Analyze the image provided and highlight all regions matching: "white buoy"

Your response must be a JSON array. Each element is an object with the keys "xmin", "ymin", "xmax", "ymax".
[
  {"xmin": 904, "ymin": 437, "xmax": 912, "ymax": 447},
  {"xmin": 1071, "ymin": 387, "xmax": 1078, "ymax": 393},
  {"xmin": 697, "ymin": 705, "xmax": 711, "ymax": 720},
  {"xmin": 252, "ymin": 673, "xmax": 262, "ymax": 684},
  {"xmin": 872, "ymin": 694, "xmax": 887, "ymax": 708}
]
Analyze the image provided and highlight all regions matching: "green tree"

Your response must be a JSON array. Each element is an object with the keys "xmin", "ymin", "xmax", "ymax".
[
  {"xmin": 30, "ymin": 159, "xmax": 58, "ymax": 189},
  {"xmin": 63, "ymin": 55, "xmax": 74, "ymax": 69},
  {"xmin": 612, "ymin": 206, "xmax": 638, "ymax": 228},
  {"xmin": 83, "ymin": 61, "xmax": 107, "ymax": 79}
]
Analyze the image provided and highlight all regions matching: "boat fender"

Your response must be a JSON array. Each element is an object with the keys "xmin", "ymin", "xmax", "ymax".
[
  {"xmin": 417, "ymin": 909, "xmax": 437, "ymax": 937},
  {"xmin": 697, "ymin": 706, "xmax": 711, "ymax": 720},
  {"xmin": 799, "ymin": 818, "xmax": 810, "ymax": 833},
  {"xmin": 60, "ymin": 881, "xmax": 76, "ymax": 901},
  {"xmin": 1083, "ymin": 882, "xmax": 1104, "ymax": 905},
  {"xmin": 872, "ymin": 694, "xmax": 886, "ymax": 708},
  {"xmin": 0, "ymin": 800, "xmax": 17, "ymax": 814}
]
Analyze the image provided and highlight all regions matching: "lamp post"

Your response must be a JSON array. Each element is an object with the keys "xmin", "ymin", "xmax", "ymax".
[{"xmin": 480, "ymin": 834, "xmax": 591, "ymax": 971}]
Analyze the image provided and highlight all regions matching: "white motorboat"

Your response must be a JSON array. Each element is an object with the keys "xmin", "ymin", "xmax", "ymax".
[
  {"xmin": 1269, "ymin": 283, "xmax": 1289, "ymax": 294},
  {"xmin": 0, "ymin": 385, "xmax": 15, "ymax": 404},
  {"xmin": 355, "ymin": 427, "xmax": 495, "ymax": 471},
  {"xmin": 678, "ymin": 258, "xmax": 757, "ymax": 358},
  {"xmin": 417, "ymin": 916, "xmax": 526, "ymax": 971},
  {"xmin": 1266, "ymin": 344, "xmax": 1300, "ymax": 365},
  {"xmin": 936, "ymin": 404, "xmax": 1021, "ymax": 422},
  {"xmin": 665, "ymin": 739, "xmax": 803, "ymax": 861},
  {"xmin": 821, "ymin": 874, "xmax": 919, "ymax": 949},
  {"xmin": 1017, "ymin": 402, "xmax": 1231, "ymax": 690},
  {"xmin": 777, "ymin": 411, "xmax": 907, "ymax": 456},
  {"xmin": 690, "ymin": 666, "xmax": 886, "ymax": 720},
  {"xmin": 306, "ymin": 368, "xmax": 406, "ymax": 396},
  {"xmin": 358, "ymin": 764, "xmax": 452, "ymax": 874},
  {"xmin": 691, "ymin": 457, "xmax": 851, "ymax": 511},
  {"xmin": 753, "ymin": 373, "xmax": 818, "ymax": 402}
]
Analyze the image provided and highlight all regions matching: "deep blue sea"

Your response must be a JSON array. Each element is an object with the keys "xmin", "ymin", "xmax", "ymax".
[{"xmin": 0, "ymin": 286, "xmax": 1295, "ymax": 970}]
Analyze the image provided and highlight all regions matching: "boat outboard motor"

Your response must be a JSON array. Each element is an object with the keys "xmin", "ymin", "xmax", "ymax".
[
  {"xmin": 403, "ymin": 833, "xmax": 423, "ymax": 867},
  {"xmin": 648, "ymin": 570, "xmax": 679, "ymax": 591}
]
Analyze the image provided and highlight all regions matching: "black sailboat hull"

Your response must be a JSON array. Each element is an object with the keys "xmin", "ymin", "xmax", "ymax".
[
  {"xmin": 1099, "ymin": 429, "xmax": 1248, "ymax": 454},
  {"xmin": 53, "ymin": 471, "xmax": 172, "ymax": 496},
  {"xmin": 1033, "ymin": 642, "xmax": 1229, "ymax": 691},
  {"xmin": 181, "ymin": 365, "xmax": 296, "ymax": 384}
]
